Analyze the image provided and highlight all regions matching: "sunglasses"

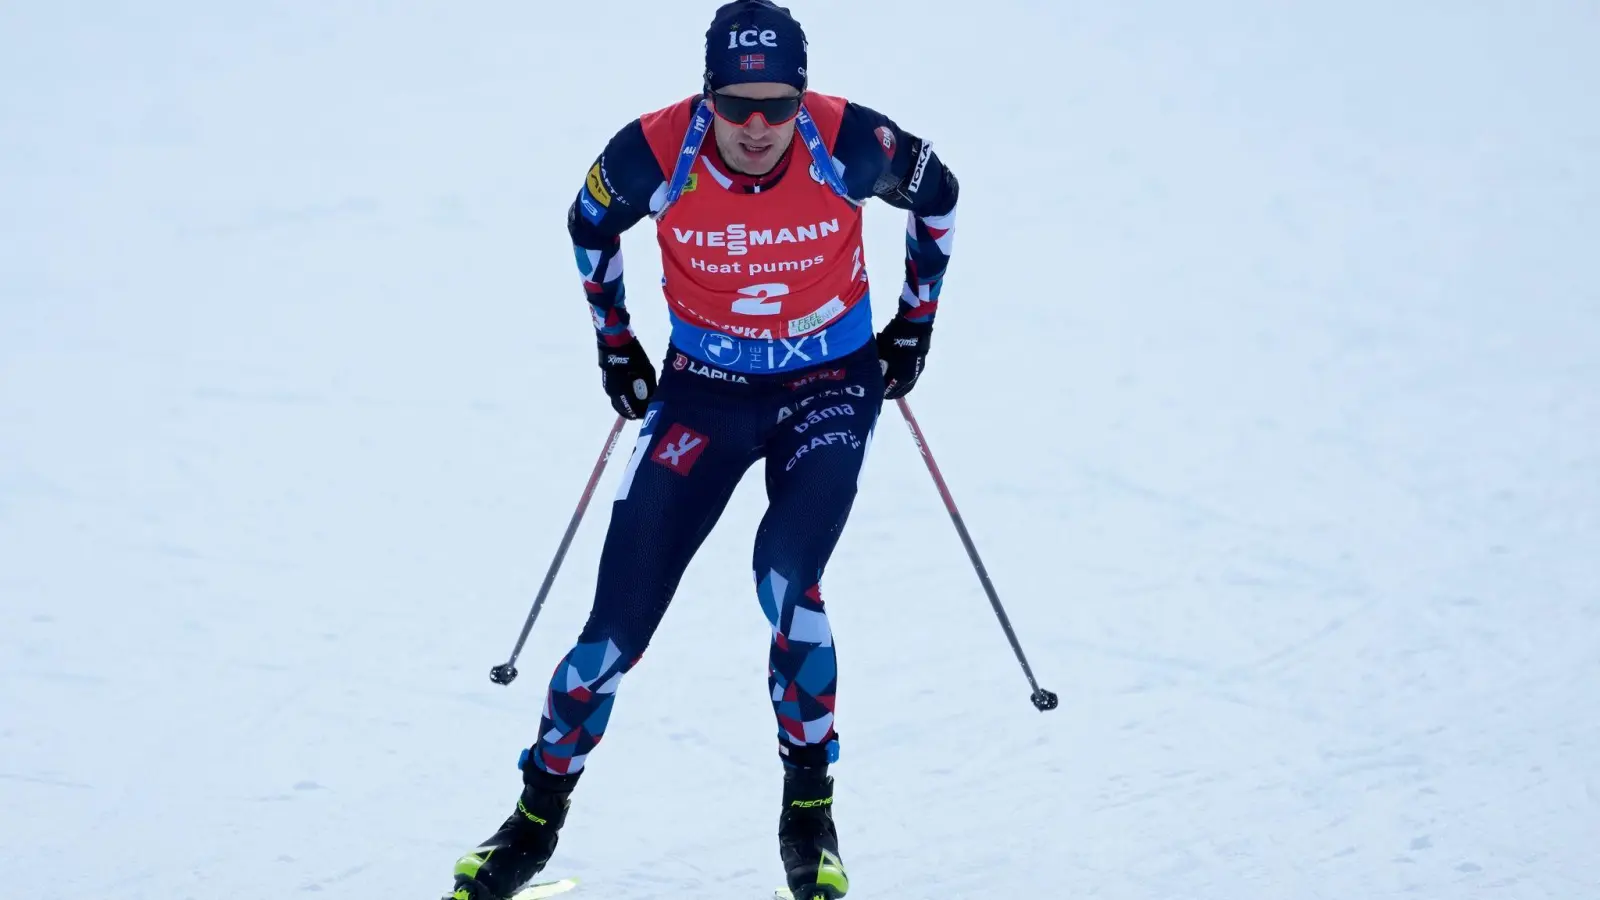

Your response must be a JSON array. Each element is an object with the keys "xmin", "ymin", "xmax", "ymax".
[{"xmin": 709, "ymin": 90, "xmax": 804, "ymax": 126}]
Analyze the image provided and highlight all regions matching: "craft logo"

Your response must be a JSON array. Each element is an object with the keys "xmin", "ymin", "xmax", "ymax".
[{"xmin": 783, "ymin": 430, "xmax": 861, "ymax": 472}]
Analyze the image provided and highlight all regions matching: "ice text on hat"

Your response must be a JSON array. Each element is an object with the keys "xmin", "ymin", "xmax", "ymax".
[{"xmin": 728, "ymin": 28, "xmax": 779, "ymax": 48}]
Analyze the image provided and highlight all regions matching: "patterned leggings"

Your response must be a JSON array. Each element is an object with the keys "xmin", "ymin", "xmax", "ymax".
[{"xmin": 529, "ymin": 343, "xmax": 883, "ymax": 776}]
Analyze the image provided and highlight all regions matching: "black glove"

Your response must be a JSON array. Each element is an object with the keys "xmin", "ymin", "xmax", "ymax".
[
  {"xmin": 598, "ymin": 337, "xmax": 657, "ymax": 419},
  {"xmin": 876, "ymin": 316, "xmax": 934, "ymax": 399}
]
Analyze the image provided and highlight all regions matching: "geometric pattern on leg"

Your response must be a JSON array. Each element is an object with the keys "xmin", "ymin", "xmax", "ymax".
[
  {"xmin": 532, "ymin": 638, "xmax": 639, "ymax": 776},
  {"xmin": 758, "ymin": 570, "xmax": 839, "ymax": 752}
]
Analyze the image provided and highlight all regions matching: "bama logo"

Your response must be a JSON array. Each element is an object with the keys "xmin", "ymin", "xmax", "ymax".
[
  {"xmin": 673, "ymin": 220, "xmax": 840, "ymax": 257},
  {"xmin": 651, "ymin": 424, "xmax": 709, "ymax": 475}
]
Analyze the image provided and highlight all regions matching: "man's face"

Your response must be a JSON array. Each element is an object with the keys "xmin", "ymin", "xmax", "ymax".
[{"xmin": 710, "ymin": 82, "xmax": 801, "ymax": 177}]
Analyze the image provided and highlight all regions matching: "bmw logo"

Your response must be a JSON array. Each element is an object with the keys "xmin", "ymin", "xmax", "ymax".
[{"xmin": 701, "ymin": 333, "xmax": 741, "ymax": 364}]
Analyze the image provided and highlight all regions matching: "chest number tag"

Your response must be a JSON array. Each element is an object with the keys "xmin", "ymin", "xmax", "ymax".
[{"xmin": 731, "ymin": 282, "xmax": 789, "ymax": 316}]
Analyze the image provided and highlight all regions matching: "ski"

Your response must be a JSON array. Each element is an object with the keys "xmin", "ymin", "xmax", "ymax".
[{"xmin": 510, "ymin": 877, "xmax": 580, "ymax": 899}]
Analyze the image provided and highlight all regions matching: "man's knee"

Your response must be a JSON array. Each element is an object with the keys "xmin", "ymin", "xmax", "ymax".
[
  {"xmin": 556, "ymin": 632, "xmax": 646, "ymax": 695},
  {"xmin": 754, "ymin": 568, "xmax": 833, "ymax": 640}
]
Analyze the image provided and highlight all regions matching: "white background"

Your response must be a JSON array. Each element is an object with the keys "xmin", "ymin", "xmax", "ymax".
[{"xmin": 2, "ymin": 2, "xmax": 1596, "ymax": 898}]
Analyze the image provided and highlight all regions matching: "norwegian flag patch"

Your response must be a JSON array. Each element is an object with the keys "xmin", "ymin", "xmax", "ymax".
[{"xmin": 739, "ymin": 53, "xmax": 766, "ymax": 71}]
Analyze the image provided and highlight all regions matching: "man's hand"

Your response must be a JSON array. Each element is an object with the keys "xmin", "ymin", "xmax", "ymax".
[
  {"xmin": 598, "ymin": 337, "xmax": 657, "ymax": 419},
  {"xmin": 876, "ymin": 316, "xmax": 934, "ymax": 399}
]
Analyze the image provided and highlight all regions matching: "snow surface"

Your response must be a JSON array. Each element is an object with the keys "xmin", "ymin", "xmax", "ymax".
[{"xmin": 3, "ymin": 2, "xmax": 1598, "ymax": 898}]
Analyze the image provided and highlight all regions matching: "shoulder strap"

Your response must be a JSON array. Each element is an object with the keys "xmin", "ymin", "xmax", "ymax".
[
  {"xmin": 794, "ymin": 104, "xmax": 854, "ymax": 203},
  {"xmin": 657, "ymin": 101, "xmax": 715, "ymax": 217},
  {"xmin": 657, "ymin": 96, "xmax": 858, "ymax": 216}
]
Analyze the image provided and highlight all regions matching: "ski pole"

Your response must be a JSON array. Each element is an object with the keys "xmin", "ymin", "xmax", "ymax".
[
  {"xmin": 895, "ymin": 398, "xmax": 1059, "ymax": 711},
  {"xmin": 490, "ymin": 415, "xmax": 629, "ymax": 686}
]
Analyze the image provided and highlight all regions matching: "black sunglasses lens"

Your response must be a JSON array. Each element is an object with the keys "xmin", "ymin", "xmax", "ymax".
[{"xmin": 713, "ymin": 93, "xmax": 801, "ymax": 124}]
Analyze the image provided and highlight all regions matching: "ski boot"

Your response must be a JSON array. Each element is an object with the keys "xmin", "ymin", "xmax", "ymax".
[
  {"xmin": 779, "ymin": 766, "xmax": 849, "ymax": 900},
  {"xmin": 447, "ymin": 764, "xmax": 579, "ymax": 900}
]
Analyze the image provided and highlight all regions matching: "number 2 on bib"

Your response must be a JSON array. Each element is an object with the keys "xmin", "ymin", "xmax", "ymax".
[{"xmin": 731, "ymin": 282, "xmax": 789, "ymax": 316}]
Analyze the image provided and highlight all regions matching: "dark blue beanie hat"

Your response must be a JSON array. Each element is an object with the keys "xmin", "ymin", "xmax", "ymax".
[{"xmin": 704, "ymin": 0, "xmax": 808, "ymax": 93}]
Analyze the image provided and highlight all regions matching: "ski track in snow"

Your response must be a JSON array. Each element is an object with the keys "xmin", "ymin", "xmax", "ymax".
[{"xmin": 2, "ymin": 2, "xmax": 1598, "ymax": 898}]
